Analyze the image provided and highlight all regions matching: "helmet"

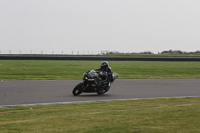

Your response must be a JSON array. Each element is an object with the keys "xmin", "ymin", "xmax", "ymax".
[{"xmin": 101, "ymin": 61, "xmax": 109, "ymax": 70}]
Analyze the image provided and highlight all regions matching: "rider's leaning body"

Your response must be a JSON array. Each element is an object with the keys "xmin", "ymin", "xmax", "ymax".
[{"xmin": 95, "ymin": 61, "xmax": 114, "ymax": 91}]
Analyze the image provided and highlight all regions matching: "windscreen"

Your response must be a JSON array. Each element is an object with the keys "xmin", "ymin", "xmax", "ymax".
[{"xmin": 88, "ymin": 70, "xmax": 99, "ymax": 79}]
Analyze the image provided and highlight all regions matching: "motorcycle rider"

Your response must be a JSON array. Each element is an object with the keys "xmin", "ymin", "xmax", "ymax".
[{"xmin": 96, "ymin": 61, "xmax": 113, "ymax": 91}]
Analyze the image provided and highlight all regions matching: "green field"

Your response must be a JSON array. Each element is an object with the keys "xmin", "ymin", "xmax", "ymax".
[
  {"xmin": 0, "ymin": 98, "xmax": 200, "ymax": 132},
  {"xmin": 0, "ymin": 60, "xmax": 200, "ymax": 80},
  {"xmin": 1, "ymin": 60, "xmax": 200, "ymax": 132}
]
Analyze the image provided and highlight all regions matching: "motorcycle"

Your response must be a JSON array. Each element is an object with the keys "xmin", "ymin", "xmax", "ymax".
[{"xmin": 72, "ymin": 70, "xmax": 118, "ymax": 96}]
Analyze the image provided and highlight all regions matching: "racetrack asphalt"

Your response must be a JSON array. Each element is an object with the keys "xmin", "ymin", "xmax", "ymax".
[{"xmin": 0, "ymin": 79, "xmax": 200, "ymax": 107}]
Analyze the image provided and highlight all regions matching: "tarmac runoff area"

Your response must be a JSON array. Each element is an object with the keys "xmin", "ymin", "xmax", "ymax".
[{"xmin": 0, "ymin": 79, "xmax": 200, "ymax": 108}]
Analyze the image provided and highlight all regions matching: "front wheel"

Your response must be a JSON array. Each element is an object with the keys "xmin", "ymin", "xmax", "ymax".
[{"xmin": 72, "ymin": 83, "xmax": 84, "ymax": 96}]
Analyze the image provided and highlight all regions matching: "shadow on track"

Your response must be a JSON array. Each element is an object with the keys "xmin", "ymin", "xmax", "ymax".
[{"xmin": 71, "ymin": 94, "xmax": 111, "ymax": 97}]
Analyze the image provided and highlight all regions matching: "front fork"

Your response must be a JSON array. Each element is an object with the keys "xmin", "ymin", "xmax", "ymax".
[{"xmin": 81, "ymin": 81, "xmax": 89, "ymax": 91}]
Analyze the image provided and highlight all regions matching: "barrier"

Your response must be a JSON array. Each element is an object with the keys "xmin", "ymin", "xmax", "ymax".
[{"xmin": 0, "ymin": 55, "xmax": 200, "ymax": 61}]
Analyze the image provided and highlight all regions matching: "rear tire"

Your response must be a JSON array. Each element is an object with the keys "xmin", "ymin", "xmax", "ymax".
[{"xmin": 72, "ymin": 83, "xmax": 84, "ymax": 96}]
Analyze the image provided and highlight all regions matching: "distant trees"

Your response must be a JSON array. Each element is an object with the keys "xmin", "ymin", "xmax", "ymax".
[
  {"xmin": 101, "ymin": 50, "xmax": 200, "ymax": 55},
  {"xmin": 161, "ymin": 50, "xmax": 184, "ymax": 54},
  {"xmin": 161, "ymin": 50, "xmax": 200, "ymax": 54},
  {"xmin": 139, "ymin": 51, "xmax": 154, "ymax": 54}
]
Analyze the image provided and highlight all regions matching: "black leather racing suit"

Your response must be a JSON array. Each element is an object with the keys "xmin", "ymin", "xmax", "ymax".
[{"xmin": 95, "ymin": 67, "xmax": 114, "ymax": 83}]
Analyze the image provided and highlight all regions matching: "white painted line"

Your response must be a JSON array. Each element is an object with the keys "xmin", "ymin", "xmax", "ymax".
[{"xmin": 0, "ymin": 96, "xmax": 200, "ymax": 108}]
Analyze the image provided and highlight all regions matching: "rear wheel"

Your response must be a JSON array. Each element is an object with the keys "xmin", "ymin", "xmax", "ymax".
[{"xmin": 72, "ymin": 83, "xmax": 84, "ymax": 96}]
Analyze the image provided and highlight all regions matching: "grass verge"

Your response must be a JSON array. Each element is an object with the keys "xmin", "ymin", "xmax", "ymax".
[
  {"xmin": 0, "ymin": 60, "xmax": 200, "ymax": 80},
  {"xmin": 0, "ymin": 97, "xmax": 200, "ymax": 132},
  {"xmin": 1, "ymin": 60, "xmax": 200, "ymax": 132}
]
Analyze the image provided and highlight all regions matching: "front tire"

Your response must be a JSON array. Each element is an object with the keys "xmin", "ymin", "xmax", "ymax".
[{"xmin": 72, "ymin": 83, "xmax": 84, "ymax": 96}]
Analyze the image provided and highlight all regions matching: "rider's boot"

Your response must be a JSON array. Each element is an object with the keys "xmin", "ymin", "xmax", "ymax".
[{"xmin": 104, "ymin": 82, "xmax": 111, "ymax": 91}]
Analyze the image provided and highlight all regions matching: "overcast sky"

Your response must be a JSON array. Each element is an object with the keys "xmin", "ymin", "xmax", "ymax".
[{"xmin": 0, "ymin": 0, "xmax": 200, "ymax": 54}]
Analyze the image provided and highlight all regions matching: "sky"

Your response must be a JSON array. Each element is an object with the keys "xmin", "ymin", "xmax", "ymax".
[{"xmin": 0, "ymin": 0, "xmax": 200, "ymax": 54}]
